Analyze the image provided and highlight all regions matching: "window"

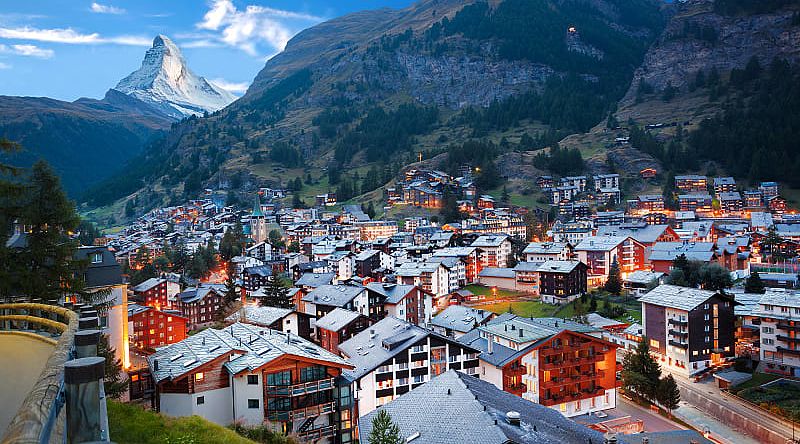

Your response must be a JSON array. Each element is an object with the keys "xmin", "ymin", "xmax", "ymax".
[
  {"xmin": 762, "ymin": 326, "xmax": 774, "ymax": 334},
  {"xmin": 412, "ymin": 345, "xmax": 425, "ymax": 353},
  {"xmin": 703, "ymin": 303, "xmax": 709, "ymax": 310},
  {"xmin": 91, "ymin": 252, "xmax": 103, "ymax": 264},
  {"xmin": 763, "ymin": 338, "xmax": 775, "ymax": 345},
  {"xmin": 247, "ymin": 375, "xmax": 259, "ymax": 385},
  {"xmin": 704, "ymin": 336, "xmax": 710, "ymax": 343},
  {"xmin": 413, "ymin": 375, "xmax": 425, "ymax": 384},
  {"xmin": 247, "ymin": 399, "xmax": 260, "ymax": 409},
  {"xmin": 704, "ymin": 314, "xmax": 710, "ymax": 321},
  {"xmin": 704, "ymin": 325, "xmax": 710, "ymax": 332},
  {"xmin": 649, "ymin": 339, "xmax": 659, "ymax": 349},
  {"xmin": 196, "ymin": 396, "xmax": 205, "ymax": 405}
]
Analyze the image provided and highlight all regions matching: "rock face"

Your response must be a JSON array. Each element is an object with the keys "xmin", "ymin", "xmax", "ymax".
[
  {"xmin": 114, "ymin": 35, "xmax": 237, "ymax": 119},
  {"xmin": 621, "ymin": 0, "xmax": 800, "ymax": 105}
]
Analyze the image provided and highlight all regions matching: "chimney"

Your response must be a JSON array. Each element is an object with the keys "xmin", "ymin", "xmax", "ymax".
[
  {"xmin": 153, "ymin": 359, "xmax": 159, "ymax": 371},
  {"xmin": 506, "ymin": 411, "xmax": 521, "ymax": 426},
  {"xmin": 488, "ymin": 335, "xmax": 494, "ymax": 354},
  {"xmin": 604, "ymin": 433, "xmax": 618, "ymax": 444},
  {"xmin": 519, "ymin": 328, "xmax": 524, "ymax": 338},
  {"xmin": 642, "ymin": 438, "xmax": 649, "ymax": 444}
]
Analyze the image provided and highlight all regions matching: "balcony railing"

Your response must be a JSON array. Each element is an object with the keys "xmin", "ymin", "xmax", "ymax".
[
  {"xmin": 668, "ymin": 329, "xmax": 688, "ymax": 338},
  {"xmin": 777, "ymin": 323, "xmax": 800, "ymax": 332},
  {"xmin": 298, "ymin": 424, "xmax": 336, "ymax": 440},
  {"xmin": 267, "ymin": 401, "xmax": 336, "ymax": 422},
  {"xmin": 777, "ymin": 346, "xmax": 800, "ymax": 356},
  {"xmin": 266, "ymin": 377, "xmax": 335, "ymax": 396},
  {"xmin": 539, "ymin": 387, "xmax": 605, "ymax": 406},
  {"xmin": 777, "ymin": 335, "xmax": 800, "ymax": 344},
  {"xmin": 668, "ymin": 340, "xmax": 688, "ymax": 349},
  {"xmin": 668, "ymin": 318, "xmax": 688, "ymax": 326}
]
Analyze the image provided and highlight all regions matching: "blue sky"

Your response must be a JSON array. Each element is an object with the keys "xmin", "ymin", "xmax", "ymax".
[{"xmin": 0, "ymin": 0, "xmax": 413, "ymax": 101}]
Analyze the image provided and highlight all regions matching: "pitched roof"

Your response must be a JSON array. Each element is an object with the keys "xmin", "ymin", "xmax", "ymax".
[
  {"xmin": 471, "ymin": 234, "xmax": 509, "ymax": 247},
  {"xmin": 431, "ymin": 305, "xmax": 493, "ymax": 333},
  {"xmin": 133, "ymin": 277, "xmax": 165, "ymax": 293},
  {"xmin": 315, "ymin": 308, "xmax": 363, "ymax": 331},
  {"xmin": 595, "ymin": 223, "xmax": 670, "ymax": 244},
  {"xmin": 301, "ymin": 284, "xmax": 365, "ymax": 307},
  {"xmin": 574, "ymin": 236, "xmax": 627, "ymax": 252},
  {"xmin": 535, "ymin": 260, "xmax": 583, "ymax": 274},
  {"xmin": 178, "ymin": 284, "xmax": 225, "ymax": 304},
  {"xmin": 624, "ymin": 270, "xmax": 664, "ymax": 284},
  {"xmin": 147, "ymin": 322, "xmax": 350, "ymax": 384},
  {"xmin": 295, "ymin": 272, "xmax": 335, "ymax": 288},
  {"xmin": 365, "ymin": 282, "xmax": 417, "ymax": 304},
  {"xmin": 358, "ymin": 370, "xmax": 603, "ymax": 444},
  {"xmin": 478, "ymin": 267, "xmax": 516, "ymax": 279},
  {"xmin": 225, "ymin": 305, "xmax": 293, "ymax": 327},
  {"xmin": 522, "ymin": 242, "xmax": 570, "ymax": 255},
  {"xmin": 639, "ymin": 285, "xmax": 725, "ymax": 311}
]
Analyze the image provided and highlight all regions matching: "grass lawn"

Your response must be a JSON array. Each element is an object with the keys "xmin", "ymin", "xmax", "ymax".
[
  {"xmin": 463, "ymin": 284, "xmax": 526, "ymax": 300},
  {"xmin": 108, "ymin": 401, "xmax": 260, "ymax": 444},
  {"xmin": 553, "ymin": 299, "xmax": 642, "ymax": 323},
  {"xmin": 481, "ymin": 300, "xmax": 560, "ymax": 318},
  {"xmin": 734, "ymin": 376, "xmax": 800, "ymax": 421},
  {"xmin": 730, "ymin": 372, "xmax": 781, "ymax": 393}
]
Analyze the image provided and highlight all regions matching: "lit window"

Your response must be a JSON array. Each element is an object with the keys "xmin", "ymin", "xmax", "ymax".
[{"xmin": 195, "ymin": 372, "xmax": 204, "ymax": 381}]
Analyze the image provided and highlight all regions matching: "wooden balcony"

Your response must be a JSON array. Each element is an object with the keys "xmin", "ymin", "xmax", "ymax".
[
  {"xmin": 267, "ymin": 401, "xmax": 336, "ymax": 422},
  {"xmin": 266, "ymin": 377, "xmax": 335, "ymax": 396},
  {"xmin": 297, "ymin": 424, "xmax": 336, "ymax": 440},
  {"xmin": 539, "ymin": 387, "xmax": 606, "ymax": 406}
]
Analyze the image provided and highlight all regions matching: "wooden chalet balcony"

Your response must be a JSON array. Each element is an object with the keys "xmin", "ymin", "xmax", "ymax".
[
  {"xmin": 297, "ymin": 424, "xmax": 336, "ymax": 440},
  {"xmin": 540, "ymin": 370, "xmax": 605, "ymax": 389},
  {"xmin": 776, "ymin": 335, "xmax": 800, "ymax": 344},
  {"xmin": 267, "ymin": 401, "xmax": 336, "ymax": 422},
  {"xmin": 539, "ymin": 387, "xmax": 606, "ymax": 406},
  {"xmin": 266, "ymin": 378, "xmax": 335, "ymax": 396},
  {"xmin": 541, "ymin": 353, "xmax": 602, "ymax": 370},
  {"xmin": 777, "ymin": 323, "xmax": 800, "ymax": 332}
]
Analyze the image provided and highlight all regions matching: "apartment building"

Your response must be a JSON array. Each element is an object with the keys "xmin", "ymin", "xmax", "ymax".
[
  {"xmin": 471, "ymin": 234, "xmax": 512, "ymax": 269},
  {"xmin": 675, "ymin": 175, "xmax": 708, "ymax": 193},
  {"xmin": 640, "ymin": 285, "xmax": 737, "ymax": 377},
  {"xmin": 523, "ymin": 242, "xmax": 573, "ymax": 262},
  {"xmin": 574, "ymin": 236, "xmax": 645, "ymax": 287},
  {"xmin": 754, "ymin": 291, "xmax": 800, "ymax": 377},
  {"xmin": 133, "ymin": 277, "xmax": 170, "ymax": 309},
  {"xmin": 128, "ymin": 304, "xmax": 188, "ymax": 350}
]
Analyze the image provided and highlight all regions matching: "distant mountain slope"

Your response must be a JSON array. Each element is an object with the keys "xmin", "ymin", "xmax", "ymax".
[
  {"xmin": 85, "ymin": 0, "xmax": 665, "ymax": 217},
  {"xmin": 114, "ymin": 35, "xmax": 237, "ymax": 119},
  {"xmin": 0, "ymin": 92, "xmax": 171, "ymax": 195}
]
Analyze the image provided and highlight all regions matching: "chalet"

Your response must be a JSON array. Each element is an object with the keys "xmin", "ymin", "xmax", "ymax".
[
  {"xmin": 760, "ymin": 181, "xmax": 779, "ymax": 199},
  {"xmin": 678, "ymin": 193, "xmax": 713, "ymax": 213},
  {"xmin": 636, "ymin": 194, "xmax": 665, "ymax": 212},
  {"xmin": 713, "ymin": 177, "xmax": 736, "ymax": 195},
  {"xmin": 365, "ymin": 282, "xmax": 433, "ymax": 326},
  {"xmin": 128, "ymin": 304, "xmax": 188, "ymax": 351},
  {"xmin": 148, "ymin": 322, "xmax": 352, "ymax": 441},
  {"xmin": 675, "ymin": 175, "xmax": 707, "ymax": 193},
  {"xmin": 225, "ymin": 304, "xmax": 311, "ymax": 338},
  {"xmin": 718, "ymin": 192, "xmax": 743, "ymax": 213},
  {"xmin": 648, "ymin": 242, "xmax": 717, "ymax": 274},
  {"xmin": 743, "ymin": 190, "xmax": 764, "ymax": 209},
  {"xmin": 457, "ymin": 316, "xmax": 618, "ymax": 417},
  {"xmin": 315, "ymin": 308, "xmax": 371, "ymax": 354},
  {"xmin": 242, "ymin": 266, "xmax": 273, "ymax": 291},
  {"xmin": 175, "ymin": 284, "xmax": 226, "ymax": 330},
  {"xmin": 640, "ymin": 285, "xmax": 737, "ymax": 377},
  {"xmin": 523, "ymin": 242, "xmax": 572, "ymax": 262},
  {"xmin": 623, "ymin": 271, "xmax": 664, "ymax": 297},
  {"xmin": 133, "ymin": 277, "xmax": 170, "ymax": 309},
  {"xmin": 302, "ymin": 285, "xmax": 369, "ymax": 321},
  {"xmin": 574, "ymin": 236, "xmax": 645, "ymax": 287},
  {"xmin": 431, "ymin": 246, "xmax": 479, "ymax": 283},
  {"xmin": 594, "ymin": 211, "xmax": 625, "ymax": 227},
  {"xmin": 537, "ymin": 260, "xmax": 588, "ymax": 305}
]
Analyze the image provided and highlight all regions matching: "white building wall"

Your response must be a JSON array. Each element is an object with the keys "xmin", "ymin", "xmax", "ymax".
[
  {"xmin": 191, "ymin": 387, "xmax": 233, "ymax": 425},
  {"xmin": 232, "ymin": 373, "xmax": 264, "ymax": 426},
  {"xmin": 160, "ymin": 393, "xmax": 195, "ymax": 418}
]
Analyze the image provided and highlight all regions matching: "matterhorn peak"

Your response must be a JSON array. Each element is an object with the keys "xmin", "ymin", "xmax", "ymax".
[{"xmin": 113, "ymin": 34, "xmax": 236, "ymax": 119}]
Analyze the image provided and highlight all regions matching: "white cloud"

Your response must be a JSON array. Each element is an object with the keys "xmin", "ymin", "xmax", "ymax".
[
  {"xmin": 0, "ymin": 43, "xmax": 54, "ymax": 58},
  {"xmin": 209, "ymin": 78, "xmax": 249, "ymax": 94},
  {"xmin": 90, "ymin": 2, "xmax": 126, "ymax": 15},
  {"xmin": 181, "ymin": 39, "xmax": 222, "ymax": 49},
  {"xmin": 11, "ymin": 44, "xmax": 53, "ymax": 58},
  {"xmin": 0, "ymin": 62, "xmax": 10, "ymax": 69},
  {"xmin": 196, "ymin": 0, "xmax": 322, "ymax": 56},
  {"xmin": 0, "ymin": 26, "xmax": 150, "ymax": 46}
]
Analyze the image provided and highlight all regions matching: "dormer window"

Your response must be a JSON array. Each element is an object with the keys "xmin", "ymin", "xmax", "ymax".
[{"xmin": 91, "ymin": 252, "xmax": 103, "ymax": 264}]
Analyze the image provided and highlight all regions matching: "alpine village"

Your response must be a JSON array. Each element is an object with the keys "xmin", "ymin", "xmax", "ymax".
[{"xmin": 2, "ymin": 1, "xmax": 800, "ymax": 444}]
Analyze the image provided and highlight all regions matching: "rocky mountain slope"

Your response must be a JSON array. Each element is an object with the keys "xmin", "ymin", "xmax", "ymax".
[
  {"xmin": 84, "ymin": 0, "xmax": 666, "ymax": 216},
  {"xmin": 114, "ymin": 35, "xmax": 237, "ymax": 119}
]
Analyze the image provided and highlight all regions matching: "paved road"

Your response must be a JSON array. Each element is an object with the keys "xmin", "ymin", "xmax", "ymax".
[{"xmin": 670, "ymin": 373, "xmax": 795, "ymax": 444}]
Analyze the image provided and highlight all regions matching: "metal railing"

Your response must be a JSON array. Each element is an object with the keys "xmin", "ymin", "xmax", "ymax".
[{"xmin": 1, "ymin": 303, "xmax": 77, "ymax": 444}]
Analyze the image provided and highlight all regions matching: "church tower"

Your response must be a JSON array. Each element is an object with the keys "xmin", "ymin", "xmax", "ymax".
[{"xmin": 250, "ymin": 194, "xmax": 267, "ymax": 244}]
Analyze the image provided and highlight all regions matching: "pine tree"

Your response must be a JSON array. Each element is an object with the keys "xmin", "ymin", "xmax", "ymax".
[
  {"xmin": 656, "ymin": 374, "xmax": 681, "ymax": 414},
  {"xmin": 260, "ymin": 276, "xmax": 293, "ymax": 309},
  {"xmin": 368, "ymin": 409, "xmax": 402, "ymax": 444},
  {"xmin": 98, "ymin": 333, "xmax": 127, "ymax": 399},
  {"xmin": 603, "ymin": 258, "xmax": 623, "ymax": 295},
  {"xmin": 621, "ymin": 338, "xmax": 662, "ymax": 402},
  {"xmin": 744, "ymin": 272, "xmax": 766, "ymax": 294}
]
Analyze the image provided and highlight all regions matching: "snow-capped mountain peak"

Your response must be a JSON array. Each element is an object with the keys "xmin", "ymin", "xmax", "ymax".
[{"xmin": 113, "ymin": 35, "xmax": 236, "ymax": 119}]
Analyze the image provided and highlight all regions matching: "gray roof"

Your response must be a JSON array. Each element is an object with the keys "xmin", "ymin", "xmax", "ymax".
[
  {"xmin": 513, "ymin": 261, "xmax": 544, "ymax": 272},
  {"xmin": 639, "ymin": 285, "xmax": 719, "ymax": 311},
  {"xmin": 624, "ymin": 270, "xmax": 664, "ymax": 285},
  {"xmin": 225, "ymin": 305, "xmax": 293, "ymax": 327},
  {"xmin": 431, "ymin": 305, "xmax": 493, "ymax": 333},
  {"xmin": 295, "ymin": 272, "xmax": 335, "ymax": 288},
  {"xmin": 75, "ymin": 246, "xmax": 123, "ymax": 288},
  {"xmin": 365, "ymin": 282, "xmax": 417, "ymax": 304},
  {"xmin": 358, "ymin": 370, "xmax": 604, "ymax": 444},
  {"xmin": 178, "ymin": 284, "xmax": 225, "ymax": 304},
  {"xmin": 585, "ymin": 313, "xmax": 626, "ymax": 329},
  {"xmin": 478, "ymin": 267, "xmax": 516, "ymax": 278},
  {"xmin": 302, "ymin": 284, "xmax": 365, "ymax": 308},
  {"xmin": 133, "ymin": 277, "xmax": 165, "ymax": 293},
  {"xmin": 648, "ymin": 241, "xmax": 715, "ymax": 262},
  {"xmin": 574, "ymin": 235, "xmax": 627, "ymax": 251},
  {"xmin": 148, "ymin": 322, "xmax": 350, "ymax": 383},
  {"xmin": 522, "ymin": 242, "xmax": 570, "ymax": 255},
  {"xmin": 596, "ymin": 223, "xmax": 670, "ymax": 244},
  {"xmin": 471, "ymin": 234, "xmax": 509, "ymax": 247},
  {"xmin": 315, "ymin": 308, "xmax": 362, "ymax": 331},
  {"xmin": 757, "ymin": 290, "xmax": 800, "ymax": 310},
  {"xmin": 536, "ymin": 260, "xmax": 582, "ymax": 274}
]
